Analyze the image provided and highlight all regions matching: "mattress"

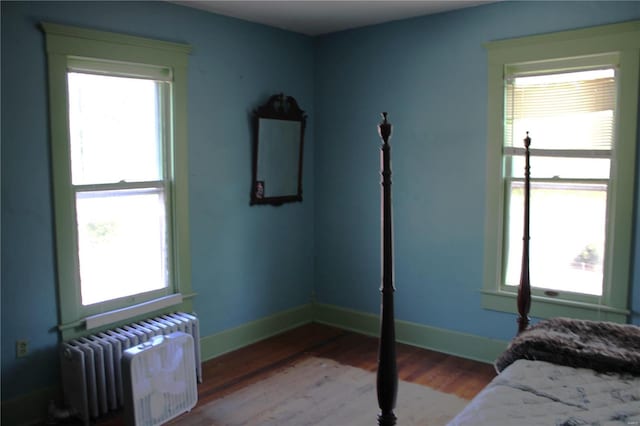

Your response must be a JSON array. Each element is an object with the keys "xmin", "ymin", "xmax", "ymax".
[{"xmin": 448, "ymin": 359, "xmax": 640, "ymax": 426}]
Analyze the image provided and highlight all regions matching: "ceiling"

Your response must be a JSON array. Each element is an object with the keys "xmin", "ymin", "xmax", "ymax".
[{"xmin": 172, "ymin": 1, "xmax": 495, "ymax": 36}]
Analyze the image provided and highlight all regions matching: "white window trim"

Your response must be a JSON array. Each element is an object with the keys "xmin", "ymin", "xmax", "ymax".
[
  {"xmin": 482, "ymin": 20, "xmax": 640, "ymax": 323},
  {"xmin": 43, "ymin": 23, "xmax": 194, "ymax": 340}
]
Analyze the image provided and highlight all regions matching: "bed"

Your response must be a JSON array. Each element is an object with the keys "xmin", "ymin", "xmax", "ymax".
[
  {"xmin": 373, "ymin": 121, "xmax": 640, "ymax": 425},
  {"xmin": 449, "ymin": 317, "xmax": 640, "ymax": 425}
]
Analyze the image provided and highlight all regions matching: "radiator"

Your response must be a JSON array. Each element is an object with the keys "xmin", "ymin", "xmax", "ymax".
[{"xmin": 59, "ymin": 312, "xmax": 201, "ymax": 425}]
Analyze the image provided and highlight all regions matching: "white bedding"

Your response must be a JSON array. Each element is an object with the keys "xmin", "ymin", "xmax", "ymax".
[{"xmin": 448, "ymin": 359, "xmax": 640, "ymax": 426}]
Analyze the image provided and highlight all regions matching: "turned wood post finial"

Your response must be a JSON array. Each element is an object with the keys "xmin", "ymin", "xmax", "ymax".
[{"xmin": 379, "ymin": 112, "xmax": 392, "ymax": 144}]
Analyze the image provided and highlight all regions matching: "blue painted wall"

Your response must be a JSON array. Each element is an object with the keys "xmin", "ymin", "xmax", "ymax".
[
  {"xmin": 313, "ymin": 1, "xmax": 640, "ymax": 341},
  {"xmin": 1, "ymin": 1, "xmax": 315, "ymax": 402},
  {"xmin": 2, "ymin": 0, "xmax": 640, "ymax": 411}
]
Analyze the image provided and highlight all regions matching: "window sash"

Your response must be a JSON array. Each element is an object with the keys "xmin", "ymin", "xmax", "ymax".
[
  {"xmin": 503, "ymin": 147, "xmax": 611, "ymax": 159},
  {"xmin": 67, "ymin": 67, "xmax": 174, "ymax": 314},
  {"xmin": 504, "ymin": 151, "xmax": 611, "ymax": 181},
  {"xmin": 501, "ymin": 176, "xmax": 608, "ymax": 300},
  {"xmin": 73, "ymin": 184, "xmax": 171, "ymax": 307},
  {"xmin": 67, "ymin": 71, "xmax": 169, "ymax": 186}
]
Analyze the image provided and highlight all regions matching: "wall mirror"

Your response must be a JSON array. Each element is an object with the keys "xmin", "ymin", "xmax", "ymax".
[{"xmin": 251, "ymin": 93, "xmax": 307, "ymax": 205}]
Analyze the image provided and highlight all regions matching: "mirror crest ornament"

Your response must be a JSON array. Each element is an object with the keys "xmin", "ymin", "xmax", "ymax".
[{"xmin": 251, "ymin": 93, "xmax": 307, "ymax": 206}]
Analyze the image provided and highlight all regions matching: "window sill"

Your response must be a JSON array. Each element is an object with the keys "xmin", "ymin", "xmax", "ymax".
[
  {"xmin": 481, "ymin": 290, "xmax": 629, "ymax": 323},
  {"xmin": 84, "ymin": 293, "xmax": 183, "ymax": 330},
  {"xmin": 58, "ymin": 292, "xmax": 196, "ymax": 341}
]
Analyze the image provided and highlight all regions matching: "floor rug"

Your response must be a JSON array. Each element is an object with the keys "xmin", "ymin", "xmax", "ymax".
[{"xmin": 171, "ymin": 357, "xmax": 469, "ymax": 425}]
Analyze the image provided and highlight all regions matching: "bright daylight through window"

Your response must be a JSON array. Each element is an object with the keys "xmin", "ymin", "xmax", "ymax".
[
  {"xmin": 68, "ymin": 73, "xmax": 169, "ymax": 305},
  {"xmin": 503, "ymin": 69, "xmax": 614, "ymax": 297}
]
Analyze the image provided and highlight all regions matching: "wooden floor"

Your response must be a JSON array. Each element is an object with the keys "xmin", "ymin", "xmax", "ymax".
[{"xmin": 94, "ymin": 323, "xmax": 496, "ymax": 425}]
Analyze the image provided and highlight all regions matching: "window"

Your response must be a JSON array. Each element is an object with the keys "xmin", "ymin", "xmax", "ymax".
[
  {"xmin": 482, "ymin": 21, "xmax": 639, "ymax": 322},
  {"xmin": 504, "ymin": 67, "xmax": 614, "ymax": 298},
  {"xmin": 43, "ymin": 23, "xmax": 193, "ymax": 340}
]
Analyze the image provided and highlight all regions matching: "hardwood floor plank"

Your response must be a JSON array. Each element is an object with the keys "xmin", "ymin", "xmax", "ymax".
[{"xmin": 91, "ymin": 323, "xmax": 495, "ymax": 425}]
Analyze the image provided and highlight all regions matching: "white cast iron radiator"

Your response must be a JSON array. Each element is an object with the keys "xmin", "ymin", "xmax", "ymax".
[{"xmin": 59, "ymin": 312, "xmax": 201, "ymax": 425}]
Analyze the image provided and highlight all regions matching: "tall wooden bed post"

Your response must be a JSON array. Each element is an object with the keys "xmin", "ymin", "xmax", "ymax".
[
  {"xmin": 376, "ymin": 112, "xmax": 398, "ymax": 426},
  {"xmin": 517, "ymin": 132, "xmax": 532, "ymax": 334}
]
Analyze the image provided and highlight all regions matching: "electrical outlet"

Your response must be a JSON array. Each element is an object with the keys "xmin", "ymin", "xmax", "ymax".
[{"xmin": 16, "ymin": 340, "xmax": 28, "ymax": 358}]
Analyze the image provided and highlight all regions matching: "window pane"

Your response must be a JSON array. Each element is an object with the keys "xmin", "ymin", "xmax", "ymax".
[
  {"xmin": 76, "ymin": 189, "xmax": 168, "ymax": 305},
  {"xmin": 508, "ymin": 155, "xmax": 610, "ymax": 179},
  {"xmin": 505, "ymin": 182, "xmax": 606, "ymax": 296},
  {"xmin": 68, "ymin": 73, "xmax": 163, "ymax": 185}
]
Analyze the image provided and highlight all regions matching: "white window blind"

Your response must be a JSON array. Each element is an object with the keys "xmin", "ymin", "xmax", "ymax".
[
  {"xmin": 504, "ymin": 69, "xmax": 616, "ymax": 153},
  {"xmin": 67, "ymin": 57, "xmax": 173, "ymax": 81}
]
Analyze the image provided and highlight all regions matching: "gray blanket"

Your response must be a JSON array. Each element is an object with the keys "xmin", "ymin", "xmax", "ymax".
[{"xmin": 495, "ymin": 317, "xmax": 640, "ymax": 375}]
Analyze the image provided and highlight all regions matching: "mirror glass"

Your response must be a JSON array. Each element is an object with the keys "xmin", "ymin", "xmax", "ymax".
[
  {"xmin": 251, "ymin": 94, "xmax": 306, "ymax": 205},
  {"xmin": 257, "ymin": 118, "xmax": 301, "ymax": 197}
]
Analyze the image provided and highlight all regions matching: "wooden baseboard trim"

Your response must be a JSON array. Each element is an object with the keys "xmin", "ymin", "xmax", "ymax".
[
  {"xmin": 199, "ymin": 304, "xmax": 314, "ymax": 362},
  {"xmin": 313, "ymin": 303, "xmax": 507, "ymax": 364}
]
